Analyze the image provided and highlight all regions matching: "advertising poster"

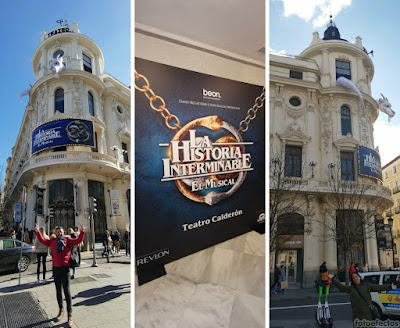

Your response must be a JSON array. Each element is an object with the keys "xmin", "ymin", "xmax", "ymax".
[
  {"xmin": 135, "ymin": 58, "xmax": 265, "ymax": 281},
  {"xmin": 32, "ymin": 118, "xmax": 94, "ymax": 154},
  {"xmin": 14, "ymin": 203, "xmax": 22, "ymax": 223},
  {"xmin": 110, "ymin": 189, "xmax": 121, "ymax": 216},
  {"xmin": 358, "ymin": 145, "xmax": 382, "ymax": 180}
]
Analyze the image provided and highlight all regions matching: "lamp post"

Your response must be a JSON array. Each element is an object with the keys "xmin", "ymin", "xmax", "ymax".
[
  {"xmin": 110, "ymin": 146, "xmax": 119, "ymax": 159},
  {"xmin": 328, "ymin": 163, "xmax": 336, "ymax": 179},
  {"xmin": 388, "ymin": 216, "xmax": 395, "ymax": 268},
  {"xmin": 309, "ymin": 161, "xmax": 317, "ymax": 178}
]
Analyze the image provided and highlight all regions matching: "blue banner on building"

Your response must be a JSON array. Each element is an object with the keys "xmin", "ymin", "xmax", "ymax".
[
  {"xmin": 358, "ymin": 145, "xmax": 382, "ymax": 180},
  {"xmin": 32, "ymin": 119, "xmax": 94, "ymax": 154}
]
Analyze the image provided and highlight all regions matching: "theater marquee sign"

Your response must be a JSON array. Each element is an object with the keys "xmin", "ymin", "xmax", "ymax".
[{"xmin": 135, "ymin": 58, "xmax": 265, "ymax": 283}]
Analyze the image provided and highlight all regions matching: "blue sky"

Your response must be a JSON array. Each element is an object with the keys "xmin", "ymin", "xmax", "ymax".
[
  {"xmin": 270, "ymin": 0, "xmax": 400, "ymax": 166},
  {"xmin": 0, "ymin": 0, "xmax": 130, "ymax": 175}
]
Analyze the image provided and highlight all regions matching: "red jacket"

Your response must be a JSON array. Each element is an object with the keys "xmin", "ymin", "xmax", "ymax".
[
  {"xmin": 349, "ymin": 264, "xmax": 356, "ymax": 275},
  {"xmin": 35, "ymin": 230, "xmax": 85, "ymax": 267}
]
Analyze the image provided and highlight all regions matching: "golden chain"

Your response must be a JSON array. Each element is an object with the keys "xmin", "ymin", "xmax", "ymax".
[
  {"xmin": 135, "ymin": 70, "xmax": 181, "ymax": 131},
  {"xmin": 135, "ymin": 69, "xmax": 265, "ymax": 134},
  {"xmin": 238, "ymin": 87, "xmax": 265, "ymax": 134}
]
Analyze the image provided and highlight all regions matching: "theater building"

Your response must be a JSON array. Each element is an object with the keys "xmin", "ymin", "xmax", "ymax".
[
  {"xmin": 270, "ymin": 19, "xmax": 393, "ymax": 286},
  {"xmin": 0, "ymin": 21, "xmax": 131, "ymax": 244}
]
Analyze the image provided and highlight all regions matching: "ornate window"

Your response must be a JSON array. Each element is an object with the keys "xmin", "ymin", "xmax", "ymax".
[
  {"xmin": 88, "ymin": 92, "xmax": 94, "ymax": 116},
  {"xmin": 336, "ymin": 60, "xmax": 351, "ymax": 80},
  {"xmin": 340, "ymin": 151, "xmax": 355, "ymax": 181},
  {"xmin": 341, "ymin": 105, "xmax": 352, "ymax": 136},
  {"xmin": 55, "ymin": 88, "xmax": 64, "ymax": 113},
  {"xmin": 285, "ymin": 145, "xmax": 302, "ymax": 177},
  {"xmin": 122, "ymin": 142, "xmax": 129, "ymax": 163},
  {"xmin": 83, "ymin": 53, "xmax": 92, "ymax": 73}
]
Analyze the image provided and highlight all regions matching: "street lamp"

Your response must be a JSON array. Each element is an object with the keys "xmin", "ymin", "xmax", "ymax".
[
  {"xmin": 388, "ymin": 216, "xmax": 395, "ymax": 268},
  {"xmin": 110, "ymin": 146, "xmax": 119, "ymax": 159},
  {"xmin": 328, "ymin": 163, "xmax": 336, "ymax": 179},
  {"xmin": 309, "ymin": 161, "xmax": 317, "ymax": 178}
]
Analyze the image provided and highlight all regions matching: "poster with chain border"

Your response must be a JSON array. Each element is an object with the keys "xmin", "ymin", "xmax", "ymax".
[{"xmin": 135, "ymin": 58, "xmax": 265, "ymax": 281}]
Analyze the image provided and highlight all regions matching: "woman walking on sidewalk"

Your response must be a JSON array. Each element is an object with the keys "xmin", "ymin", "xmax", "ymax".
[
  {"xmin": 34, "ymin": 227, "xmax": 49, "ymax": 284},
  {"xmin": 35, "ymin": 223, "xmax": 85, "ymax": 327}
]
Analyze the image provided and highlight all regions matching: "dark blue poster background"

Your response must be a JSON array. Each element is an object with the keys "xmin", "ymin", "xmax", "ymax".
[
  {"xmin": 358, "ymin": 145, "xmax": 382, "ymax": 180},
  {"xmin": 135, "ymin": 58, "xmax": 265, "ymax": 269},
  {"xmin": 32, "ymin": 119, "xmax": 94, "ymax": 154}
]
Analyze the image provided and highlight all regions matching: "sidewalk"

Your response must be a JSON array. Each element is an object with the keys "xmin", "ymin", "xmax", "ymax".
[
  {"xmin": 0, "ymin": 246, "xmax": 131, "ymax": 328},
  {"xmin": 270, "ymin": 283, "xmax": 350, "ymax": 305}
]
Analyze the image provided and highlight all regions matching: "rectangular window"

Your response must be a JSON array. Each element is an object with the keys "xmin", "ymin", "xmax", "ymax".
[
  {"xmin": 394, "ymin": 166, "xmax": 398, "ymax": 174},
  {"xmin": 92, "ymin": 132, "xmax": 98, "ymax": 152},
  {"xmin": 284, "ymin": 145, "xmax": 302, "ymax": 177},
  {"xmin": 53, "ymin": 146, "xmax": 67, "ymax": 152},
  {"xmin": 336, "ymin": 60, "xmax": 351, "ymax": 80},
  {"xmin": 363, "ymin": 275, "xmax": 380, "ymax": 285},
  {"xmin": 385, "ymin": 171, "xmax": 389, "ymax": 179},
  {"xmin": 122, "ymin": 142, "xmax": 129, "ymax": 163},
  {"xmin": 289, "ymin": 70, "xmax": 303, "ymax": 80},
  {"xmin": 340, "ymin": 151, "xmax": 355, "ymax": 181},
  {"xmin": 83, "ymin": 53, "xmax": 92, "ymax": 73}
]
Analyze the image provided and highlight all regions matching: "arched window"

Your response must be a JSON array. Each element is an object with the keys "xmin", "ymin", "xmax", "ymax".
[
  {"xmin": 88, "ymin": 92, "xmax": 94, "ymax": 116},
  {"xmin": 341, "ymin": 105, "xmax": 352, "ymax": 136},
  {"xmin": 55, "ymin": 88, "xmax": 64, "ymax": 113}
]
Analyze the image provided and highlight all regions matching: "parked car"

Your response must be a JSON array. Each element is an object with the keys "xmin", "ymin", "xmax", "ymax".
[
  {"xmin": 359, "ymin": 271, "xmax": 400, "ymax": 319},
  {"xmin": 0, "ymin": 237, "xmax": 36, "ymax": 273}
]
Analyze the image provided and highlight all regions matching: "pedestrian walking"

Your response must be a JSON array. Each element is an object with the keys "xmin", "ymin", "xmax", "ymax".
[
  {"xmin": 24, "ymin": 228, "xmax": 30, "ymax": 244},
  {"xmin": 34, "ymin": 227, "xmax": 49, "ymax": 284},
  {"xmin": 16, "ymin": 228, "xmax": 22, "ymax": 241},
  {"xmin": 328, "ymin": 272, "xmax": 397, "ymax": 326},
  {"xmin": 34, "ymin": 223, "xmax": 85, "ymax": 327},
  {"xmin": 124, "ymin": 230, "xmax": 129, "ymax": 256},
  {"xmin": 113, "ymin": 230, "xmax": 121, "ymax": 254},
  {"xmin": 349, "ymin": 262, "xmax": 356, "ymax": 276},
  {"xmin": 274, "ymin": 265, "xmax": 287, "ymax": 294},
  {"xmin": 102, "ymin": 230, "xmax": 112, "ymax": 263},
  {"xmin": 67, "ymin": 228, "xmax": 80, "ymax": 280},
  {"xmin": 272, "ymin": 266, "xmax": 279, "ymax": 290}
]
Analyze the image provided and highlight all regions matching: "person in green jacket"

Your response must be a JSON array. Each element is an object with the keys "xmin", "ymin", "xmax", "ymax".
[
  {"xmin": 34, "ymin": 226, "xmax": 49, "ymax": 284},
  {"xmin": 328, "ymin": 272, "xmax": 397, "ymax": 325}
]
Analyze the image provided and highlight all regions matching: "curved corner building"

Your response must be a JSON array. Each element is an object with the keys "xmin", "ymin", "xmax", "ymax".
[
  {"xmin": 270, "ymin": 19, "xmax": 393, "ymax": 286},
  {"xmin": 1, "ymin": 22, "xmax": 131, "ymax": 244}
]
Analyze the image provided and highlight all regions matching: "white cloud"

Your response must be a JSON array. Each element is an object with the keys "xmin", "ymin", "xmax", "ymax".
[
  {"xmin": 374, "ymin": 120, "xmax": 400, "ymax": 166},
  {"xmin": 276, "ymin": 0, "xmax": 352, "ymax": 28}
]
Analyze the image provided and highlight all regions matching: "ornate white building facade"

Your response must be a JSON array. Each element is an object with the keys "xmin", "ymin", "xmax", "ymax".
[
  {"xmin": 1, "ymin": 22, "xmax": 131, "ymax": 244},
  {"xmin": 270, "ymin": 20, "xmax": 392, "ymax": 286}
]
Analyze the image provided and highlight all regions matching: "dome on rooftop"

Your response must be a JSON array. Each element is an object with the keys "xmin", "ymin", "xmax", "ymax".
[{"xmin": 322, "ymin": 16, "xmax": 347, "ymax": 42}]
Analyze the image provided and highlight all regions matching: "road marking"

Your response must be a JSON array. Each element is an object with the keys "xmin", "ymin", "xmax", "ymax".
[{"xmin": 271, "ymin": 302, "xmax": 351, "ymax": 310}]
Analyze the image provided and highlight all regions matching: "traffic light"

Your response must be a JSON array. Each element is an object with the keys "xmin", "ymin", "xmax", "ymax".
[
  {"xmin": 89, "ymin": 197, "xmax": 97, "ymax": 215},
  {"xmin": 48, "ymin": 208, "xmax": 54, "ymax": 222}
]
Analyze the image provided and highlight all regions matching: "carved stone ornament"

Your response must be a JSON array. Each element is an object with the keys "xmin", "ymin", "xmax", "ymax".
[
  {"xmin": 287, "ymin": 120, "xmax": 302, "ymax": 132},
  {"xmin": 338, "ymin": 55, "xmax": 350, "ymax": 61},
  {"xmin": 274, "ymin": 99, "xmax": 283, "ymax": 109},
  {"xmin": 359, "ymin": 103, "xmax": 371, "ymax": 146},
  {"xmin": 321, "ymin": 110, "xmax": 333, "ymax": 152},
  {"xmin": 287, "ymin": 109, "xmax": 304, "ymax": 119},
  {"xmin": 72, "ymin": 79, "xmax": 83, "ymax": 117}
]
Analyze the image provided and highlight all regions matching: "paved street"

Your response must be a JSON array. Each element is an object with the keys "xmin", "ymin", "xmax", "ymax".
[
  {"xmin": 0, "ymin": 245, "xmax": 131, "ymax": 328},
  {"xmin": 270, "ymin": 285, "xmax": 353, "ymax": 327}
]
